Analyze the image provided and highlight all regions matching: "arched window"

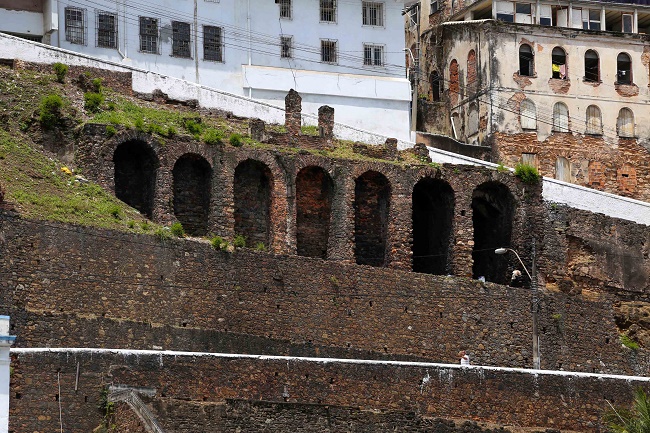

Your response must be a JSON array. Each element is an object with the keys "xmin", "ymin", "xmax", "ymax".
[
  {"xmin": 584, "ymin": 50, "xmax": 599, "ymax": 82},
  {"xmin": 552, "ymin": 102, "xmax": 569, "ymax": 132},
  {"xmin": 617, "ymin": 52, "xmax": 632, "ymax": 85},
  {"xmin": 467, "ymin": 49, "xmax": 477, "ymax": 94},
  {"xmin": 519, "ymin": 44, "xmax": 534, "ymax": 76},
  {"xmin": 467, "ymin": 103, "xmax": 479, "ymax": 136},
  {"xmin": 617, "ymin": 108, "xmax": 635, "ymax": 138},
  {"xmin": 552, "ymin": 47, "xmax": 567, "ymax": 79},
  {"xmin": 555, "ymin": 157, "xmax": 571, "ymax": 182},
  {"xmin": 520, "ymin": 99, "xmax": 537, "ymax": 130},
  {"xmin": 585, "ymin": 105, "xmax": 602, "ymax": 135},
  {"xmin": 431, "ymin": 71, "xmax": 442, "ymax": 101}
]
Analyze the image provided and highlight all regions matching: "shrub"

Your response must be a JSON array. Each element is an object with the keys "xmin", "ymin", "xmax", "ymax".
[
  {"xmin": 154, "ymin": 227, "xmax": 172, "ymax": 241},
  {"xmin": 203, "ymin": 128, "xmax": 223, "ymax": 145},
  {"xmin": 170, "ymin": 222, "xmax": 185, "ymax": 237},
  {"xmin": 233, "ymin": 234, "xmax": 246, "ymax": 248},
  {"xmin": 108, "ymin": 204, "xmax": 121, "ymax": 219},
  {"xmin": 211, "ymin": 236, "xmax": 225, "ymax": 249},
  {"xmin": 166, "ymin": 126, "xmax": 177, "ymax": 137},
  {"xmin": 146, "ymin": 123, "xmax": 165, "ymax": 135},
  {"xmin": 621, "ymin": 334, "xmax": 640, "ymax": 350},
  {"xmin": 254, "ymin": 242, "xmax": 266, "ymax": 251},
  {"xmin": 84, "ymin": 92, "xmax": 104, "ymax": 113},
  {"xmin": 92, "ymin": 78, "xmax": 103, "ymax": 93},
  {"xmin": 127, "ymin": 220, "xmax": 135, "ymax": 229},
  {"xmin": 514, "ymin": 163, "xmax": 540, "ymax": 184},
  {"xmin": 134, "ymin": 117, "xmax": 145, "ymax": 132},
  {"xmin": 39, "ymin": 94, "xmax": 64, "ymax": 128},
  {"xmin": 105, "ymin": 125, "xmax": 117, "ymax": 137},
  {"xmin": 229, "ymin": 133, "xmax": 243, "ymax": 147},
  {"xmin": 53, "ymin": 63, "xmax": 68, "ymax": 83},
  {"xmin": 183, "ymin": 118, "xmax": 204, "ymax": 135},
  {"xmin": 107, "ymin": 102, "xmax": 117, "ymax": 111}
]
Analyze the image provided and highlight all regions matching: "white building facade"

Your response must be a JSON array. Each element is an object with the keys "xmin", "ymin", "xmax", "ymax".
[{"xmin": 0, "ymin": 0, "xmax": 412, "ymax": 140}]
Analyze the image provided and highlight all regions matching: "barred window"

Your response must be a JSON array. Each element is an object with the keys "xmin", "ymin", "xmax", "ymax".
[
  {"xmin": 362, "ymin": 2, "xmax": 384, "ymax": 26},
  {"xmin": 204, "ymin": 26, "xmax": 224, "ymax": 62},
  {"xmin": 96, "ymin": 12, "xmax": 117, "ymax": 48},
  {"xmin": 139, "ymin": 17, "xmax": 159, "ymax": 54},
  {"xmin": 363, "ymin": 44, "xmax": 384, "ymax": 66},
  {"xmin": 320, "ymin": 0, "xmax": 336, "ymax": 22},
  {"xmin": 65, "ymin": 7, "xmax": 86, "ymax": 45},
  {"xmin": 172, "ymin": 21, "xmax": 191, "ymax": 58},
  {"xmin": 321, "ymin": 40, "xmax": 337, "ymax": 63},
  {"xmin": 279, "ymin": 0, "xmax": 292, "ymax": 19},
  {"xmin": 281, "ymin": 36, "xmax": 293, "ymax": 59}
]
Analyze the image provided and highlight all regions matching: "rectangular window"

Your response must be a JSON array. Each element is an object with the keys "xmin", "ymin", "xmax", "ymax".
[
  {"xmin": 281, "ymin": 35, "xmax": 293, "ymax": 58},
  {"xmin": 172, "ymin": 21, "xmax": 192, "ymax": 58},
  {"xmin": 139, "ymin": 17, "xmax": 159, "ymax": 54},
  {"xmin": 495, "ymin": 1, "xmax": 514, "ymax": 22},
  {"xmin": 320, "ymin": 0, "xmax": 336, "ymax": 22},
  {"xmin": 321, "ymin": 39, "xmax": 337, "ymax": 63},
  {"xmin": 430, "ymin": 0, "xmax": 439, "ymax": 13},
  {"xmin": 515, "ymin": 3, "xmax": 532, "ymax": 24},
  {"xmin": 362, "ymin": 2, "xmax": 384, "ymax": 26},
  {"xmin": 363, "ymin": 44, "xmax": 384, "ymax": 66},
  {"xmin": 521, "ymin": 153, "xmax": 538, "ymax": 168},
  {"xmin": 539, "ymin": 4, "xmax": 552, "ymax": 25},
  {"xmin": 203, "ymin": 26, "xmax": 223, "ymax": 62},
  {"xmin": 96, "ymin": 11, "xmax": 117, "ymax": 48},
  {"xmin": 622, "ymin": 14, "xmax": 633, "ymax": 33},
  {"xmin": 65, "ymin": 7, "xmax": 86, "ymax": 45},
  {"xmin": 582, "ymin": 9, "xmax": 600, "ymax": 30},
  {"xmin": 279, "ymin": 0, "xmax": 292, "ymax": 19}
]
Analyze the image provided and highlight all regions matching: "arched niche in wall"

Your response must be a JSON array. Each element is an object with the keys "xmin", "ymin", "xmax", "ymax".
[
  {"xmin": 234, "ymin": 159, "xmax": 272, "ymax": 247},
  {"xmin": 354, "ymin": 170, "xmax": 391, "ymax": 267},
  {"xmin": 296, "ymin": 166, "xmax": 334, "ymax": 259},
  {"xmin": 172, "ymin": 153, "xmax": 212, "ymax": 236},
  {"xmin": 113, "ymin": 140, "xmax": 158, "ymax": 219},
  {"xmin": 471, "ymin": 181, "xmax": 514, "ymax": 284},
  {"xmin": 412, "ymin": 178, "xmax": 455, "ymax": 275}
]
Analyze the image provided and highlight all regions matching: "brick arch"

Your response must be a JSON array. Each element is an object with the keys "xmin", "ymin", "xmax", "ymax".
[
  {"xmin": 449, "ymin": 59, "xmax": 459, "ymax": 106},
  {"xmin": 471, "ymin": 181, "xmax": 515, "ymax": 284},
  {"xmin": 467, "ymin": 49, "xmax": 477, "ymax": 94},
  {"xmin": 354, "ymin": 170, "xmax": 391, "ymax": 267},
  {"xmin": 233, "ymin": 158, "xmax": 274, "ymax": 248},
  {"xmin": 296, "ymin": 165, "xmax": 334, "ymax": 259},
  {"xmin": 113, "ymin": 139, "xmax": 159, "ymax": 219},
  {"xmin": 173, "ymin": 153, "xmax": 212, "ymax": 236},
  {"xmin": 412, "ymin": 177, "xmax": 455, "ymax": 275}
]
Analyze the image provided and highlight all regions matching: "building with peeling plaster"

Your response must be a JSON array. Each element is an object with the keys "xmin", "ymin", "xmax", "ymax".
[
  {"xmin": 406, "ymin": 0, "xmax": 650, "ymax": 201},
  {"xmin": 0, "ymin": 0, "xmax": 412, "ymax": 140}
]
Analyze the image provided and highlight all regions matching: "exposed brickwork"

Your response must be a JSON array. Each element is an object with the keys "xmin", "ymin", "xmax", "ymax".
[
  {"xmin": 296, "ymin": 166, "xmax": 333, "ymax": 258},
  {"xmin": 617, "ymin": 163, "xmax": 638, "ymax": 193},
  {"xmin": 548, "ymin": 78, "xmax": 571, "ymax": 94},
  {"xmin": 234, "ymin": 159, "xmax": 272, "ymax": 246},
  {"xmin": 615, "ymin": 83, "xmax": 640, "ymax": 97},
  {"xmin": 318, "ymin": 105, "xmax": 334, "ymax": 138},
  {"xmin": 10, "ymin": 350, "xmax": 650, "ymax": 433},
  {"xmin": 512, "ymin": 72, "xmax": 532, "ymax": 89},
  {"xmin": 493, "ymin": 132, "xmax": 650, "ymax": 201},
  {"xmin": 172, "ymin": 154, "xmax": 212, "ymax": 236},
  {"xmin": 285, "ymin": 89, "xmax": 302, "ymax": 136},
  {"xmin": 449, "ymin": 59, "xmax": 459, "ymax": 106},
  {"xmin": 466, "ymin": 49, "xmax": 477, "ymax": 95},
  {"xmin": 249, "ymin": 118, "xmax": 267, "ymax": 142}
]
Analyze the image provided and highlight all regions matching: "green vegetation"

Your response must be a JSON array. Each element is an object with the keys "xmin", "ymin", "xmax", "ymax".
[
  {"xmin": 84, "ymin": 92, "xmax": 105, "ymax": 113},
  {"xmin": 514, "ymin": 163, "xmax": 541, "ymax": 184},
  {"xmin": 53, "ymin": 62, "xmax": 68, "ymax": 83},
  {"xmin": 621, "ymin": 334, "xmax": 640, "ymax": 350},
  {"xmin": 170, "ymin": 222, "xmax": 185, "ymax": 237},
  {"xmin": 211, "ymin": 236, "xmax": 225, "ymax": 249},
  {"xmin": 233, "ymin": 234, "xmax": 246, "ymax": 248},
  {"xmin": 203, "ymin": 128, "xmax": 223, "ymax": 145},
  {"xmin": 604, "ymin": 388, "xmax": 650, "ymax": 433},
  {"xmin": 300, "ymin": 125, "xmax": 319, "ymax": 136},
  {"xmin": 229, "ymin": 133, "xmax": 243, "ymax": 147},
  {"xmin": 39, "ymin": 94, "xmax": 64, "ymax": 129},
  {"xmin": 253, "ymin": 242, "xmax": 266, "ymax": 251},
  {"xmin": 154, "ymin": 226, "xmax": 172, "ymax": 240},
  {"xmin": 497, "ymin": 163, "xmax": 509, "ymax": 173},
  {"xmin": 105, "ymin": 125, "xmax": 117, "ymax": 137},
  {"xmin": 92, "ymin": 78, "xmax": 103, "ymax": 93}
]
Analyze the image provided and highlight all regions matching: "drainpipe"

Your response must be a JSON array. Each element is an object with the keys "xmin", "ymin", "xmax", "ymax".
[
  {"xmin": 194, "ymin": 0, "xmax": 199, "ymax": 83},
  {"xmin": 247, "ymin": 0, "xmax": 252, "ymax": 98}
]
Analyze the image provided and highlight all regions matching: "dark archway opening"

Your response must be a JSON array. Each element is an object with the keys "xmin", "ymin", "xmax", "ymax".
[
  {"xmin": 113, "ymin": 140, "xmax": 158, "ymax": 219},
  {"xmin": 412, "ymin": 178, "xmax": 455, "ymax": 274},
  {"xmin": 354, "ymin": 171, "xmax": 390, "ymax": 267},
  {"xmin": 173, "ymin": 154, "xmax": 212, "ymax": 236},
  {"xmin": 296, "ymin": 166, "xmax": 334, "ymax": 259},
  {"xmin": 234, "ymin": 159, "xmax": 272, "ymax": 247},
  {"xmin": 472, "ymin": 182, "xmax": 515, "ymax": 284}
]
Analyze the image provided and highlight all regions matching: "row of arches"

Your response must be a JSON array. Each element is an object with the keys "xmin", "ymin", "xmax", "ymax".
[
  {"xmin": 519, "ymin": 44, "xmax": 633, "ymax": 84},
  {"xmin": 520, "ymin": 99, "xmax": 635, "ymax": 137},
  {"xmin": 113, "ymin": 140, "xmax": 517, "ymax": 283}
]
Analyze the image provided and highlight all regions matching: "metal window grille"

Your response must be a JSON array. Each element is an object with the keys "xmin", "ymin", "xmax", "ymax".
[
  {"xmin": 362, "ymin": 2, "xmax": 383, "ymax": 26},
  {"xmin": 96, "ymin": 12, "xmax": 117, "ymax": 48},
  {"xmin": 203, "ymin": 26, "xmax": 224, "ymax": 62},
  {"xmin": 172, "ymin": 21, "xmax": 191, "ymax": 58},
  {"xmin": 321, "ymin": 39, "xmax": 337, "ymax": 63},
  {"xmin": 139, "ymin": 17, "xmax": 159, "ymax": 54},
  {"xmin": 320, "ymin": 0, "xmax": 336, "ymax": 22},
  {"xmin": 65, "ymin": 7, "xmax": 86, "ymax": 45},
  {"xmin": 281, "ymin": 36, "xmax": 293, "ymax": 58},
  {"xmin": 363, "ymin": 44, "xmax": 384, "ymax": 66},
  {"xmin": 279, "ymin": 0, "xmax": 292, "ymax": 19}
]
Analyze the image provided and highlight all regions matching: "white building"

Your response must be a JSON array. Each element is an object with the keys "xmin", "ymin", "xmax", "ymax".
[{"xmin": 0, "ymin": 0, "xmax": 412, "ymax": 140}]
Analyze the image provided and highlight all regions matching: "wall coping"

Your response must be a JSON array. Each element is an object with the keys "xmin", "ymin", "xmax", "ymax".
[{"xmin": 12, "ymin": 348, "xmax": 650, "ymax": 383}]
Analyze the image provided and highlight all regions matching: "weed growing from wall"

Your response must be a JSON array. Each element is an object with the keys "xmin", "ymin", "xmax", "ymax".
[{"xmin": 514, "ymin": 163, "xmax": 540, "ymax": 184}]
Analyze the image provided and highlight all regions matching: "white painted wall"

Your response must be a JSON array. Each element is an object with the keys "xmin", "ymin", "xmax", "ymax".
[
  {"xmin": 19, "ymin": 0, "xmax": 412, "ymax": 140},
  {"xmin": 0, "ymin": 316, "xmax": 15, "ymax": 433},
  {"xmin": 0, "ymin": 10, "xmax": 43, "ymax": 37}
]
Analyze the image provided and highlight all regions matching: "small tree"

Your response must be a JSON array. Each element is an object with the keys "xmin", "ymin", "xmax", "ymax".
[{"xmin": 53, "ymin": 63, "xmax": 68, "ymax": 83}]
